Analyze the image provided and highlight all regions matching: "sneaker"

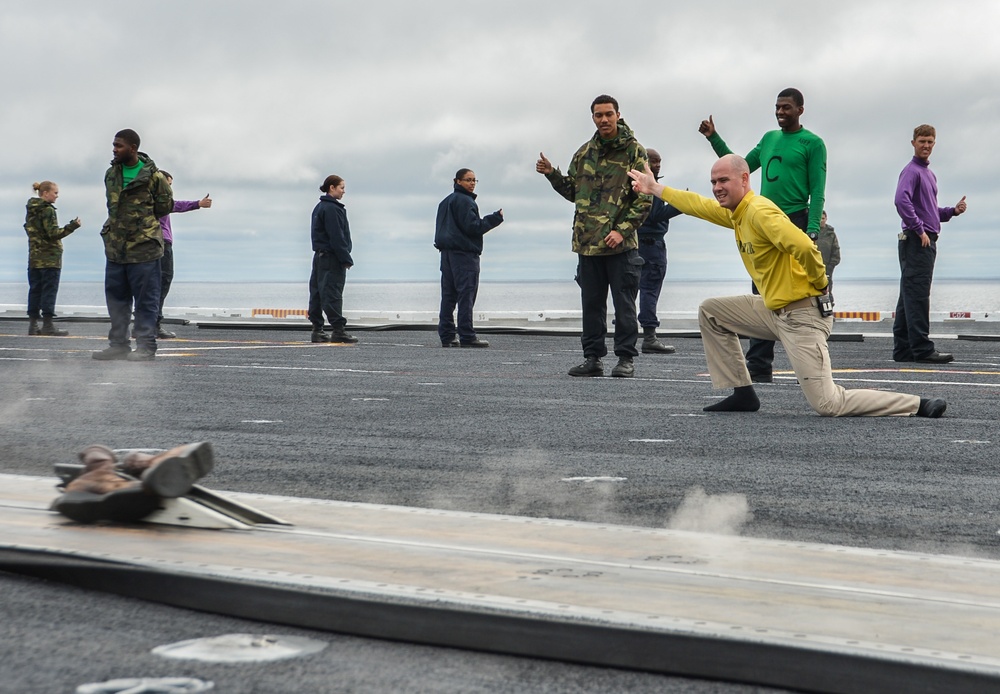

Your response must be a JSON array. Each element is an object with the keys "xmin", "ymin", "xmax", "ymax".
[
  {"xmin": 329, "ymin": 331, "xmax": 359, "ymax": 344},
  {"xmin": 311, "ymin": 330, "xmax": 331, "ymax": 343},
  {"xmin": 157, "ymin": 327, "xmax": 177, "ymax": 339},
  {"xmin": 92, "ymin": 345, "xmax": 132, "ymax": 361},
  {"xmin": 568, "ymin": 357, "xmax": 603, "ymax": 377},
  {"xmin": 460, "ymin": 338, "xmax": 490, "ymax": 348},
  {"xmin": 611, "ymin": 356, "xmax": 635, "ymax": 378},
  {"xmin": 141, "ymin": 441, "xmax": 215, "ymax": 498},
  {"xmin": 126, "ymin": 348, "xmax": 156, "ymax": 362}
]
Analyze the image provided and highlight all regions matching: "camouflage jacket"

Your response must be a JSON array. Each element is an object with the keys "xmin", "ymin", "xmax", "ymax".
[
  {"xmin": 102, "ymin": 152, "xmax": 173, "ymax": 264},
  {"xmin": 24, "ymin": 197, "xmax": 80, "ymax": 269},
  {"xmin": 544, "ymin": 119, "xmax": 651, "ymax": 255}
]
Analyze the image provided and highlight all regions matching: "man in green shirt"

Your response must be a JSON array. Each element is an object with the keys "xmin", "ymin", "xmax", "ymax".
[
  {"xmin": 698, "ymin": 87, "xmax": 827, "ymax": 383},
  {"xmin": 93, "ymin": 128, "xmax": 173, "ymax": 362}
]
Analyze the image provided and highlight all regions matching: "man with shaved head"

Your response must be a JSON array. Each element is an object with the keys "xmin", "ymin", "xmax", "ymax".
[
  {"xmin": 628, "ymin": 155, "xmax": 946, "ymax": 418},
  {"xmin": 699, "ymin": 88, "xmax": 826, "ymax": 383}
]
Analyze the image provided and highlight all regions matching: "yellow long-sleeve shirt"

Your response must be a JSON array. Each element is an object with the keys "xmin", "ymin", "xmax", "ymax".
[{"xmin": 660, "ymin": 186, "xmax": 828, "ymax": 310}]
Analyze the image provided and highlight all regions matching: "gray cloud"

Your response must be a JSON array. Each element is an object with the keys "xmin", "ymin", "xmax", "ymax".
[{"xmin": 2, "ymin": 1, "xmax": 997, "ymax": 283}]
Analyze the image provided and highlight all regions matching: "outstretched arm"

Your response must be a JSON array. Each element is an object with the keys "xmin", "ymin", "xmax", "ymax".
[
  {"xmin": 629, "ymin": 165, "xmax": 732, "ymax": 229},
  {"xmin": 537, "ymin": 151, "xmax": 576, "ymax": 203}
]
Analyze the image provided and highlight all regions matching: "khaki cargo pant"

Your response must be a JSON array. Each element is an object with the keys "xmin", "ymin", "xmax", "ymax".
[{"xmin": 698, "ymin": 295, "xmax": 920, "ymax": 417}]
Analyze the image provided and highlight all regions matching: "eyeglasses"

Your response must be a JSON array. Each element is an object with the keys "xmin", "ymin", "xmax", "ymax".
[{"xmin": 461, "ymin": 178, "xmax": 478, "ymax": 183}]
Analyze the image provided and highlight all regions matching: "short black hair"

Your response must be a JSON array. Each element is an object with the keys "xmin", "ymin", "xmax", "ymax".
[
  {"xmin": 115, "ymin": 129, "xmax": 141, "ymax": 148},
  {"xmin": 777, "ymin": 88, "xmax": 804, "ymax": 107},
  {"xmin": 591, "ymin": 94, "xmax": 619, "ymax": 113},
  {"xmin": 454, "ymin": 168, "xmax": 473, "ymax": 182}
]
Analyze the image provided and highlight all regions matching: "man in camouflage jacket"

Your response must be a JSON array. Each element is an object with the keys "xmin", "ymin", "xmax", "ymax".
[
  {"xmin": 537, "ymin": 95, "xmax": 650, "ymax": 378},
  {"xmin": 93, "ymin": 128, "xmax": 173, "ymax": 362}
]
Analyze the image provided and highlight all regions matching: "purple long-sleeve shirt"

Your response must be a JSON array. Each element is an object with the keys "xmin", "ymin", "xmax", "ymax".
[
  {"xmin": 894, "ymin": 156, "xmax": 955, "ymax": 236},
  {"xmin": 158, "ymin": 200, "xmax": 202, "ymax": 243}
]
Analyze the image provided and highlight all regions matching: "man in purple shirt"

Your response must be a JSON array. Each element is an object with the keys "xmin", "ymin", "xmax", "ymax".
[
  {"xmin": 156, "ymin": 172, "xmax": 212, "ymax": 338},
  {"xmin": 892, "ymin": 125, "xmax": 968, "ymax": 364}
]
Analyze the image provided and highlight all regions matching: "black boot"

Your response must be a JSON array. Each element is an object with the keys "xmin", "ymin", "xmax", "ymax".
[
  {"xmin": 28, "ymin": 318, "xmax": 40, "ymax": 335},
  {"xmin": 39, "ymin": 317, "xmax": 69, "ymax": 336},
  {"xmin": 642, "ymin": 326, "xmax": 675, "ymax": 354}
]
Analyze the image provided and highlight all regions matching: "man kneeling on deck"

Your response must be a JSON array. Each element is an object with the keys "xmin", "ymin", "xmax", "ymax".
[
  {"xmin": 52, "ymin": 442, "xmax": 214, "ymax": 523},
  {"xmin": 628, "ymin": 155, "xmax": 946, "ymax": 418}
]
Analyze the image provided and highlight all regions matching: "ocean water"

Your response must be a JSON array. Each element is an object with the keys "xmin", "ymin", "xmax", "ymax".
[{"xmin": 1, "ymin": 279, "xmax": 998, "ymax": 314}]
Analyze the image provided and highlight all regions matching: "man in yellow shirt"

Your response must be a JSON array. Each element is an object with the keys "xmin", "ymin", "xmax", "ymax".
[{"xmin": 628, "ymin": 155, "xmax": 946, "ymax": 418}]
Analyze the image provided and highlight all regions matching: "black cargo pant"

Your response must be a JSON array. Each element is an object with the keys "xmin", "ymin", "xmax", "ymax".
[
  {"xmin": 577, "ymin": 250, "xmax": 643, "ymax": 360},
  {"xmin": 892, "ymin": 230, "xmax": 937, "ymax": 361}
]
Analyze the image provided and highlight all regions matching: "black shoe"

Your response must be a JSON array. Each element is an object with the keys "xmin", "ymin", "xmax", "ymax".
[
  {"xmin": 749, "ymin": 371, "xmax": 773, "ymax": 383},
  {"xmin": 460, "ymin": 338, "xmax": 490, "ymax": 348},
  {"xmin": 311, "ymin": 330, "xmax": 331, "ymax": 343},
  {"xmin": 642, "ymin": 339, "xmax": 676, "ymax": 354},
  {"xmin": 141, "ymin": 442, "xmax": 214, "ymax": 498},
  {"xmin": 157, "ymin": 327, "xmax": 177, "ymax": 339},
  {"xmin": 611, "ymin": 357, "xmax": 635, "ymax": 378},
  {"xmin": 916, "ymin": 351, "xmax": 954, "ymax": 364},
  {"xmin": 92, "ymin": 346, "xmax": 132, "ymax": 361},
  {"xmin": 441, "ymin": 340, "xmax": 460, "ymax": 348},
  {"xmin": 568, "ymin": 357, "xmax": 603, "ymax": 377},
  {"xmin": 52, "ymin": 488, "xmax": 161, "ymax": 524},
  {"xmin": 329, "ymin": 331, "xmax": 359, "ymax": 344},
  {"xmin": 916, "ymin": 398, "xmax": 947, "ymax": 418},
  {"xmin": 126, "ymin": 348, "xmax": 156, "ymax": 362}
]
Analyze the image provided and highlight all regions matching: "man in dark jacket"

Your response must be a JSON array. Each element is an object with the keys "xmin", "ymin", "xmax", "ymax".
[
  {"xmin": 637, "ymin": 148, "xmax": 683, "ymax": 355},
  {"xmin": 308, "ymin": 174, "xmax": 357, "ymax": 344},
  {"xmin": 434, "ymin": 169, "xmax": 503, "ymax": 348},
  {"xmin": 93, "ymin": 129, "xmax": 173, "ymax": 362}
]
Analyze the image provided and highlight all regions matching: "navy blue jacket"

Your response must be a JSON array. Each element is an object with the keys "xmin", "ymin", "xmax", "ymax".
[
  {"xmin": 434, "ymin": 184, "xmax": 503, "ymax": 255},
  {"xmin": 311, "ymin": 195, "xmax": 353, "ymax": 265},
  {"xmin": 637, "ymin": 195, "xmax": 682, "ymax": 238}
]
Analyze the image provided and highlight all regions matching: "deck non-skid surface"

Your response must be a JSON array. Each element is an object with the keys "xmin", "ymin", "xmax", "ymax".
[{"xmin": 4, "ymin": 473, "xmax": 1000, "ymax": 686}]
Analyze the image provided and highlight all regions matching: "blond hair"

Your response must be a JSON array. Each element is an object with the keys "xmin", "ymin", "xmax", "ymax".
[{"xmin": 32, "ymin": 181, "xmax": 56, "ymax": 196}]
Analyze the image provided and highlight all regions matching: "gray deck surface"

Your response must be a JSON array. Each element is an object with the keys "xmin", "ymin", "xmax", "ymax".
[{"xmin": 1, "ymin": 320, "xmax": 997, "ymax": 693}]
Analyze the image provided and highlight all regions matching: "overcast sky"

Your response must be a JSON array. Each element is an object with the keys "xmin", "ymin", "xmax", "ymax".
[{"xmin": 2, "ymin": 1, "xmax": 997, "ymax": 286}]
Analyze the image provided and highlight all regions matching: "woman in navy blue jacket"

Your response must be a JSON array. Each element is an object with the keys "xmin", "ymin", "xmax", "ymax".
[{"xmin": 308, "ymin": 174, "xmax": 357, "ymax": 344}]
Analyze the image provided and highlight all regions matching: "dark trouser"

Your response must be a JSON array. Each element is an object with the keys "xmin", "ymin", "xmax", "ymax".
[
  {"xmin": 577, "ymin": 250, "xmax": 642, "ymax": 359},
  {"xmin": 438, "ymin": 250, "xmax": 481, "ymax": 343},
  {"xmin": 105, "ymin": 259, "xmax": 161, "ymax": 351},
  {"xmin": 892, "ymin": 230, "xmax": 937, "ymax": 360},
  {"xmin": 157, "ymin": 241, "xmax": 173, "ymax": 323},
  {"xmin": 746, "ymin": 208, "xmax": 810, "ymax": 374},
  {"xmin": 637, "ymin": 236, "xmax": 667, "ymax": 329},
  {"xmin": 307, "ymin": 252, "xmax": 347, "ymax": 331},
  {"xmin": 27, "ymin": 267, "xmax": 62, "ymax": 318}
]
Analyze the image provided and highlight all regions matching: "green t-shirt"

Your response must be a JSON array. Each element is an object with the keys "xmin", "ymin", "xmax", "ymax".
[
  {"xmin": 708, "ymin": 128, "xmax": 827, "ymax": 234},
  {"xmin": 122, "ymin": 160, "xmax": 144, "ymax": 188}
]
